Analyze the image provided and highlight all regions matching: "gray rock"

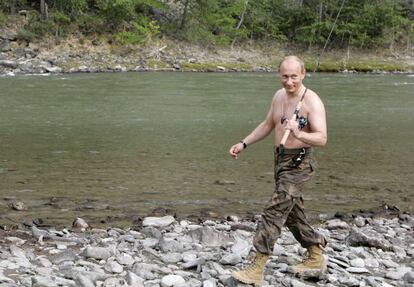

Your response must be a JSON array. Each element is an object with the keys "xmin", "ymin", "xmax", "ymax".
[
  {"xmin": 72, "ymin": 217, "xmax": 89, "ymax": 231},
  {"xmin": 132, "ymin": 263, "xmax": 158, "ymax": 280},
  {"xmin": 45, "ymin": 66, "xmax": 62, "ymax": 73},
  {"xmin": 382, "ymin": 259, "xmax": 400, "ymax": 268},
  {"xmin": 54, "ymin": 277, "xmax": 76, "ymax": 287},
  {"xmin": 82, "ymin": 246, "xmax": 115, "ymax": 260},
  {"xmin": 141, "ymin": 227, "xmax": 163, "ymax": 239},
  {"xmin": 161, "ymin": 252, "xmax": 182, "ymax": 263},
  {"xmin": 9, "ymin": 245, "xmax": 26, "ymax": 258},
  {"xmin": 182, "ymin": 252, "xmax": 197, "ymax": 263},
  {"xmin": 161, "ymin": 275, "xmax": 185, "ymax": 287},
  {"xmin": 350, "ymin": 258, "xmax": 365, "ymax": 267},
  {"xmin": 119, "ymin": 234, "xmax": 136, "ymax": 243},
  {"xmin": 50, "ymin": 250, "xmax": 77, "ymax": 264},
  {"xmin": 0, "ymin": 40, "xmax": 11, "ymax": 52},
  {"xmin": 354, "ymin": 217, "xmax": 366, "ymax": 227},
  {"xmin": 11, "ymin": 256, "xmax": 32, "ymax": 268},
  {"xmin": 346, "ymin": 267, "xmax": 370, "ymax": 274},
  {"xmin": 0, "ymin": 60, "xmax": 17, "ymax": 69},
  {"xmin": 393, "ymin": 245, "xmax": 407, "ymax": 258},
  {"xmin": 219, "ymin": 253, "xmax": 241, "ymax": 265},
  {"xmin": 338, "ymin": 276, "xmax": 360, "ymax": 286},
  {"xmin": 231, "ymin": 238, "xmax": 250, "ymax": 258},
  {"xmin": 143, "ymin": 216, "xmax": 176, "ymax": 227},
  {"xmin": 0, "ymin": 273, "xmax": 14, "ymax": 283},
  {"xmin": 126, "ymin": 271, "xmax": 145, "ymax": 286},
  {"xmin": 31, "ymin": 276, "xmax": 58, "ymax": 287},
  {"xmin": 5, "ymin": 236, "xmax": 26, "ymax": 246},
  {"xmin": 35, "ymin": 256, "xmax": 52, "ymax": 267},
  {"xmin": 189, "ymin": 226, "xmax": 234, "ymax": 247},
  {"xmin": 182, "ymin": 257, "xmax": 205, "ymax": 270},
  {"xmin": 403, "ymin": 271, "xmax": 414, "ymax": 284},
  {"xmin": 346, "ymin": 227, "xmax": 392, "ymax": 250},
  {"xmin": 325, "ymin": 219, "xmax": 349, "ymax": 230},
  {"xmin": 365, "ymin": 276, "xmax": 382, "ymax": 287},
  {"xmin": 19, "ymin": 61, "xmax": 34, "ymax": 73},
  {"xmin": 294, "ymin": 268, "xmax": 324, "ymax": 280},
  {"xmin": 142, "ymin": 238, "xmax": 160, "ymax": 249},
  {"xmin": 75, "ymin": 275, "xmax": 95, "ymax": 287},
  {"xmin": 385, "ymin": 267, "xmax": 412, "ymax": 280},
  {"xmin": 159, "ymin": 237, "xmax": 183, "ymax": 253},
  {"xmin": 329, "ymin": 257, "xmax": 350, "ymax": 269},
  {"xmin": 202, "ymin": 279, "xmax": 216, "ymax": 287},
  {"xmin": 116, "ymin": 253, "xmax": 135, "ymax": 266},
  {"xmin": 290, "ymin": 279, "xmax": 314, "ymax": 287},
  {"xmin": 364, "ymin": 258, "xmax": 380, "ymax": 268},
  {"xmin": 104, "ymin": 277, "xmax": 125, "ymax": 287},
  {"xmin": 104, "ymin": 260, "xmax": 123, "ymax": 273}
]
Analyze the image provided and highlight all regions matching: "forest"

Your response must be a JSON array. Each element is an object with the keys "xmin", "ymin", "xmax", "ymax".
[{"xmin": 1, "ymin": 0, "xmax": 413, "ymax": 51}]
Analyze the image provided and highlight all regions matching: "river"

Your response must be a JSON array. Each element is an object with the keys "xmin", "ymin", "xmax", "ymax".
[{"xmin": 1, "ymin": 72, "xmax": 413, "ymax": 227}]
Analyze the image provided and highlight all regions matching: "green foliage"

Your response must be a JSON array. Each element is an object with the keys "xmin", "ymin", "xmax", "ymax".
[
  {"xmin": 16, "ymin": 28, "xmax": 36, "ymax": 42},
  {"xmin": 49, "ymin": 0, "xmax": 87, "ymax": 19},
  {"xmin": 52, "ymin": 10, "xmax": 72, "ymax": 37},
  {"xmin": 0, "ymin": 10, "xmax": 7, "ymax": 27},
  {"xmin": 0, "ymin": 0, "xmax": 27, "ymax": 13},
  {"xmin": 96, "ymin": 0, "xmax": 137, "ymax": 28},
  {"xmin": 78, "ymin": 14, "xmax": 105, "ymax": 34},
  {"xmin": 0, "ymin": 0, "xmax": 412, "ymax": 49},
  {"xmin": 24, "ymin": 10, "xmax": 56, "ymax": 37},
  {"xmin": 115, "ymin": 16, "xmax": 160, "ymax": 44}
]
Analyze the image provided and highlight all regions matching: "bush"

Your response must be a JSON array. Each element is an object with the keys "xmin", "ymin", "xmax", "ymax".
[
  {"xmin": 24, "ymin": 10, "xmax": 56, "ymax": 37},
  {"xmin": 16, "ymin": 29, "xmax": 36, "ymax": 42},
  {"xmin": 50, "ymin": 0, "xmax": 87, "ymax": 19},
  {"xmin": 96, "ymin": 0, "xmax": 137, "ymax": 28},
  {"xmin": 115, "ymin": 16, "xmax": 160, "ymax": 45},
  {"xmin": 78, "ymin": 14, "xmax": 105, "ymax": 34},
  {"xmin": 52, "ymin": 11, "xmax": 71, "ymax": 37}
]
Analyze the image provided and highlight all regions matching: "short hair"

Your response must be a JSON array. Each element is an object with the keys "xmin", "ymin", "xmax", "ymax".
[{"xmin": 279, "ymin": 56, "xmax": 305, "ymax": 73}]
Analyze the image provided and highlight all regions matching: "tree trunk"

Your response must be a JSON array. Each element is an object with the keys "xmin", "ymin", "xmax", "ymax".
[
  {"xmin": 40, "ymin": 0, "xmax": 48, "ymax": 20},
  {"xmin": 231, "ymin": 0, "xmax": 249, "ymax": 48},
  {"xmin": 178, "ymin": 0, "xmax": 190, "ymax": 31}
]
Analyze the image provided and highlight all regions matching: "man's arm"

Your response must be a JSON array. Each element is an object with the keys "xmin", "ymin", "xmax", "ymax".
[
  {"xmin": 229, "ymin": 94, "xmax": 277, "ymax": 159},
  {"xmin": 285, "ymin": 92, "xmax": 327, "ymax": 147}
]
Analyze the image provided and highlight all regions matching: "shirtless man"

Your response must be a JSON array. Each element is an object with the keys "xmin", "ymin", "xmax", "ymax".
[{"xmin": 229, "ymin": 56, "xmax": 327, "ymax": 286}]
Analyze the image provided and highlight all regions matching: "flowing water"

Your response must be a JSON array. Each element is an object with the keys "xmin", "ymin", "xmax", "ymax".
[{"xmin": 1, "ymin": 72, "xmax": 413, "ymax": 227}]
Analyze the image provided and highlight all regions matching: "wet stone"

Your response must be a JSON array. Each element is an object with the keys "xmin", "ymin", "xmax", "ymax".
[
  {"xmin": 143, "ymin": 216, "xmax": 176, "ymax": 228},
  {"xmin": 82, "ymin": 246, "xmax": 114, "ymax": 260}
]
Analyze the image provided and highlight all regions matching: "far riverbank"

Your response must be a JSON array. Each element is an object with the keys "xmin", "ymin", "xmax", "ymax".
[{"xmin": 1, "ymin": 29, "xmax": 413, "ymax": 76}]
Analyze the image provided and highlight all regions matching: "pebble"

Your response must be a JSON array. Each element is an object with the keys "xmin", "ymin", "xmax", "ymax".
[
  {"xmin": 104, "ymin": 260, "xmax": 124, "ymax": 273},
  {"xmin": 161, "ymin": 275, "xmax": 185, "ymax": 287},
  {"xmin": 143, "ymin": 216, "xmax": 176, "ymax": 227},
  {"xmin": 82, "ymin": 246, "xmax": 115, "ymax": 260},
  {"xmin": 350, "ymin": 258, "xmax": 365, "ymax": 268}
]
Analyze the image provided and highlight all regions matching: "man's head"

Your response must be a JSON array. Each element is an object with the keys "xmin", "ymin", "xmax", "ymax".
[{"xmin": 278, "ymin": 56, "xmax": 306, "ymax": 95}]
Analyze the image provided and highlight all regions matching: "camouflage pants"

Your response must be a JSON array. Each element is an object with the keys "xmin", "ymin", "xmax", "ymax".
[{"xmin": 253, "ymin": 147, "xmax": 326, "ymax": 255}]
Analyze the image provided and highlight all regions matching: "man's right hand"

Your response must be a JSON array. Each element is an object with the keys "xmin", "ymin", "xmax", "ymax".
[{"xmin": 229, "ymin": 142, "xmax": 245, "ymax": 159}]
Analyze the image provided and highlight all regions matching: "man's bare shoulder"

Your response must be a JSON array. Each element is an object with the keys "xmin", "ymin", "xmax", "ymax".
[
  {"xmin": 305, "ymin": 88, "xmax": 324, "ymax": 107},
  {"xmin": 272, "ymin": 89, "xmax": 285, "ymax": 103}
]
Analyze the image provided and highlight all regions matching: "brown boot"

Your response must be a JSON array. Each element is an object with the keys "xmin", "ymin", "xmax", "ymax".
[
  {"xmin": 232, "ymin": 252, "xmax": 269, "ymax": 286},
  {"xmin": 291, "ymin": 245, "xmax": 327, "ymax": 273}
]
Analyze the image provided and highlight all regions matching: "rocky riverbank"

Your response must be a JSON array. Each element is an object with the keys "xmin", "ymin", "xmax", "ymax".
[
  {"xmin": 0, "ymin": 211, "xmax": 413, "ymax": 287},
  {"xmin": 1, "ymin": 21, "xmax": 413, "ymax": 76}
]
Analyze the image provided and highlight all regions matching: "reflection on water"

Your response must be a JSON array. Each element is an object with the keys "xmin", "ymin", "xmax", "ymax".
[{"xmin": 0, "ymin": 72, "xmax": 413, "ymax": 227}]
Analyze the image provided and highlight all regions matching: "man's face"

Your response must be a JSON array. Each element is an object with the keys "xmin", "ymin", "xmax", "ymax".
[{"xmin": 279, "ymin": 60, "xmax": 305, "ymax": 94}]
